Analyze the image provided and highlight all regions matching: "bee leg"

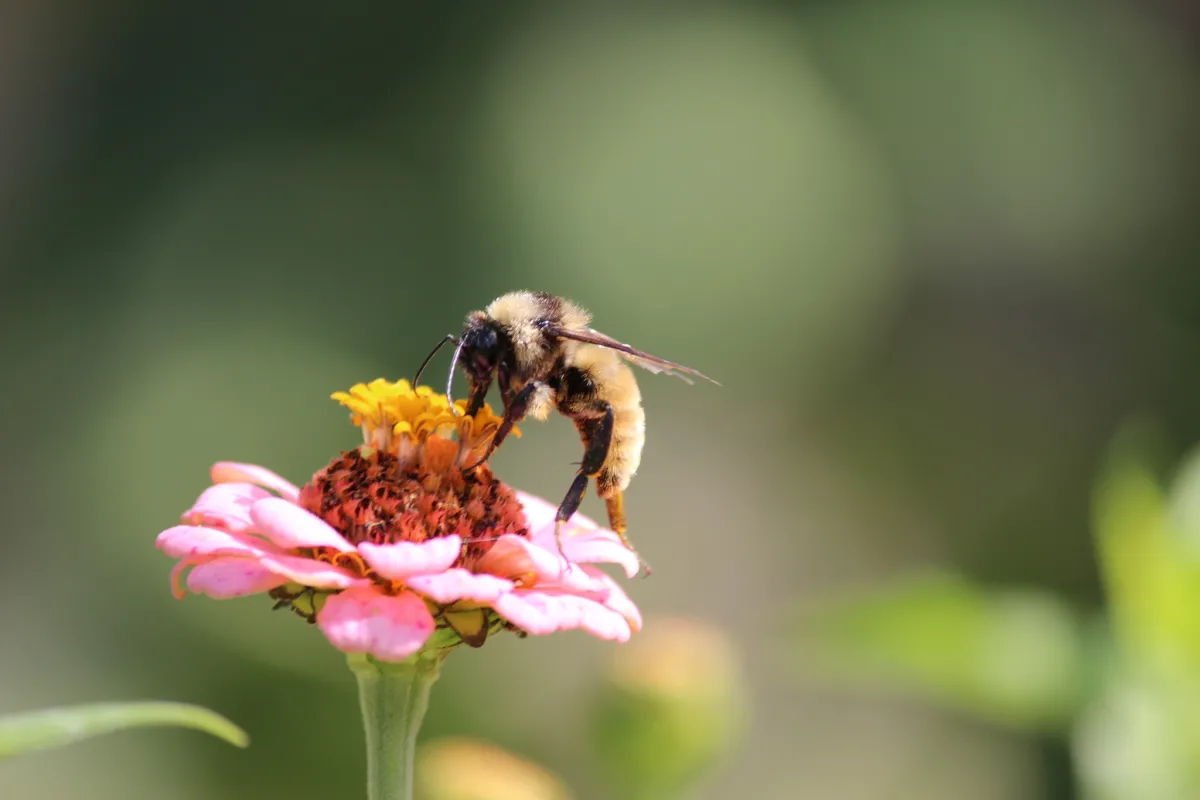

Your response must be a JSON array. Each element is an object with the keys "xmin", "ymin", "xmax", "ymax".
[
  {"xmin": 552, "ymin": 403, "xmax": 614, "ymax": 561},
  {"xmin": 464, "ymin": 381, "xmax": 538, "ymax": 471},
  {"xmin": 602, "ymin": 492, "xmax": 652, "ymax": 577},
  {"xmin": 553, "ymin": 472, "xmax": 592, "ymax": 560},
  {"xmin": 464, "ymin": 375, "xmax": 493, "ymax": 418}
]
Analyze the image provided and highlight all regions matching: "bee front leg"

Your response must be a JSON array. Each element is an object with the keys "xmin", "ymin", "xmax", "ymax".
[
  {"xmin": 464, "ymin": 376, "xmax": 493, "ymax": 418},
  {"xmin": 464, "ymin": 380, "xmax": 539, "ymax": 471}
]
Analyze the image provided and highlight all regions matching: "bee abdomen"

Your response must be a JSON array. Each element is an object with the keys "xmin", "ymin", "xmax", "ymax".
[{"xmin": 597, "ymin": 405, "xmax": 645, "ymax": 498}]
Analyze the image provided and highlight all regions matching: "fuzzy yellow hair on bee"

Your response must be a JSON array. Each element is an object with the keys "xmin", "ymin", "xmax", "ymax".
[{"xmin": 413, "ymin": 291, "xmax": 717, "ymax": 573}]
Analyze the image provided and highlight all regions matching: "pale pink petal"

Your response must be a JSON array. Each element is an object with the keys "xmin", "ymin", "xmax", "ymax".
[
  {"xmin": 156, "ymin": 525, "xmax": 272, "ymax": 559},
  {"xmin": 256, "ymin": 552, "xmax": 366, "ymax": 589},
  {"xmin": 519, "ymin": 500, "xmax": 638, "ymax": 579},
  {"xmin": 161, "ymin": 525, "xmax": 363, "ymax": 589},
  {"xmin": 404, "ymin": 569, "xmax": 514, "ymax": 604},
  {"xmin": 185, "ymin": 557, "xmax": 289, "ymax": 599},
  {"xmin": 546, "ymin": 561, "xmax": 616, "ymax": 596},
  {"xmin": 249, "ymin": 497, "xmax": 354, "ymax": 552},
  {"xmin": 493, "ymin": 591, "xmax": 632, "ymax": 642},
  {"xmin": 358, "ymin": 536, "xmax": 462, "ymax": 580},
  {"xmin": 581, "ymin": 566, "xmax": 643, "ymax": 632},
  {"xmin": 516, "ymin": 491, "xmax": 603, "ymax": 532},
  {"xmin": 475, "ymin": 534, "xmax": 568, "ymax": 582},
  {"xmin": 477, "ymin": 536, "xmax": 607, "ymax": 593},
  {"xmin": 558, "ymin": 529, "xmax": 640, "ymax": 579},
  {"xmin": 514, "ymin": 491, "xmax": 563, "ymax": 532},
  {"xmin": 211, "ymin": 462, "xmax": 301, "ymax": 502},
  {"xmin": 317, "ymin": 587, "xmax": 436, "ymax": 662},
  {"xmin": 183, "ymin": 483, "xmax": 274, "ymax": 532}
]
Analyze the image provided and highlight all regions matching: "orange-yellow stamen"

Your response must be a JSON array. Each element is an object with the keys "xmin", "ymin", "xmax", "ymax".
[{"xmin": 330, "ymin": 378, "xmax": 518, "ymax": 466}]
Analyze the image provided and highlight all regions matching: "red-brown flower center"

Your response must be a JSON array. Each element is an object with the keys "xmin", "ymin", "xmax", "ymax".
[{"xmin": 296, "ymin": 439, "xmax": 529, "ymax": 574}]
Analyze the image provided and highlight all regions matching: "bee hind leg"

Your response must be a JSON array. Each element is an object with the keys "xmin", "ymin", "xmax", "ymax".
[
  {"xmin": 552, "ymin": 403, "xmax": 613, "ymax": 562},
  {"xmin": 552, "ymin": 401, "xmax": 652, "ymax": 577},
  {"xmin": 553, "ymin": 472, "xmax": 592, "ymax": 561},
  {"xmin": 602, "ymin": 490, "xmax": 652, "ymax": 578}
]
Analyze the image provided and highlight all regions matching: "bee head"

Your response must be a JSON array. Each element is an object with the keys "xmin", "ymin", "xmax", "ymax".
[{"xmin": 461, "ymin": 323, "xmax": 501, "ymax": 379}]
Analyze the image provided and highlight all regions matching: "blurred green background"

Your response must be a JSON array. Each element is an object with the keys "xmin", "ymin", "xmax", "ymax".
[{"xmin": 2, "ymin": 2, "xmax": 1198, "ymax": 798}]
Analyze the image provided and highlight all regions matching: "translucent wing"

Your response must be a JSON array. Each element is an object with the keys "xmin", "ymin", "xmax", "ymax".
[{"xmin": 541, "ymin": 323, "xmax": 720, "ymax": 385}]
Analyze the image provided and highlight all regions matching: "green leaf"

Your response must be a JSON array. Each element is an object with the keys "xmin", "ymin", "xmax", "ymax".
[
  {"xmin": 1073, "ymin": 665, "xmax": 1200, "ymax": 800},
  {"xmin": 1167, "ymin": 443, "xmax": 1200, "ymax": 549},
  {"xmin": 1093, "ymin": 435, "xmax": 1200, "ymax": 676},
  {"xmin": 0, "ymin": 702, "xmax": 249, "ymax": 760},
  {"xmin": 795, "ymin": 573, "xmax": 1087, "ymax": 731}
]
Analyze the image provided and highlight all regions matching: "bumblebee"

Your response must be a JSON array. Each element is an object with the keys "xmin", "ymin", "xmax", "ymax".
[{"xmin": 415, "ymin": 291, "xmax": 716, "ymax": 568}]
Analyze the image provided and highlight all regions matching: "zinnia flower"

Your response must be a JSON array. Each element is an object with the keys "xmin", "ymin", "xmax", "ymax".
[{"xmin": 156, "ymin": 379, "xmax": 642, "ymax": 662}]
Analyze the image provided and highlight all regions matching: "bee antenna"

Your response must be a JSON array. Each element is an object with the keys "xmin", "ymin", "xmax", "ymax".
[
  {"xmin": 408, "ymin": 331, "xmax": 453, "ymax": 388},
  {"xmin": 446, "ymin": 334, "xmax": 469, "ymax": 416}
]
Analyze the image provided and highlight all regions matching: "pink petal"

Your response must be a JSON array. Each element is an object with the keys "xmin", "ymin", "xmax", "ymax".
[
  {"xmin": 580, "ymin": 566, "xmax": 643, "ymax": 632},
  {"xmin": 358, "ymin": 536, "xmax": 462, "ymax": 580},
  {"xmin": 317, "ymin": 587, "xmax": 436, "ymax": 662},
  {"xmin": 474, "ymin": 536, "xmax": 607, "ymax": 595},
  {"xmin": 518, "ymin": 496, "xmax": 638, "ymax": 579},
  {"xmin": 183, "ymin": 483, "xmax": 274, "ymax": 532},
  {"xmin": 249, "ymin": 497, "xmax": 354, "ymax": 552},
  {"xmin": 256, "ymin": 552, "xmax": 366, "ymax": 589},
  {"xmin": 475, "ymin": 534, "xmax": 569, "ymax": 582},
  {"xmin": 514, "ymin": 491, "xmax": 564, "ymax": 532},
  {"xmin": 492, "ymin": 590, "xmax": 632, "ymax": 642},
  {"xmin": 184, "ymin": 556, "xmax": 289, "ymax": 599},
  {"xmin": 547, "ymin": 561, "xmax": 615, "ymax": 596},
  {"xmin": 211, "ymin": 462, "xmax": 301, "ymax": 502},
  {"xmin": 558, "ymin": 529, "xmax": 640, "ymax": 579},
  {"xmin": 159, "ymin": 526, "xmax": 363, "ymax": 590},
  {"xmin": 156, "ymin": 525, "xmax": 272, "ymax": 560},
  {"xmin": 404, "ymin": 569, "xmax": 514, "ymax": 604},
  {"xmin": 516, "ymin": 491, "xmax": 602, "ymax": 532}
]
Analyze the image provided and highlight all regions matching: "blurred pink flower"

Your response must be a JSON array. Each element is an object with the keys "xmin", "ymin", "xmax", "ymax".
[{"xmin": 156, "ymin": 380, "xmax": 642, "ymax": 663}]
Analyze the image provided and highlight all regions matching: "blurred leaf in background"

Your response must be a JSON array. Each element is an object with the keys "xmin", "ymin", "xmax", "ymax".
[
  {"xmin": 0, "ymin": 702, "xmax": 247, "ymax": 760},
  {"xmin": 796, "ymin": 573, "xmax": 1088, "ymax": 732},
  {"xmin": 1093, "ymin": 425, "xmax": 1200, "ymax": 679},
  {"xmin": 797, "ymin": 429, "xmax": 1200, "ymax": 800}
]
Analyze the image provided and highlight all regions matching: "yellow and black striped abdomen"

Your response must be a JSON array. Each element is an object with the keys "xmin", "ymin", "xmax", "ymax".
[{"xmin": 559, "ymin": 345, "xmax": 646, "ymax": 497}]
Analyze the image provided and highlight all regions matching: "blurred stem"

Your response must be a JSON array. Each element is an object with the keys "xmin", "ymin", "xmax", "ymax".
[{"xmin": 349, "ymin": 652, "xmax": 444, "ymax": 800}]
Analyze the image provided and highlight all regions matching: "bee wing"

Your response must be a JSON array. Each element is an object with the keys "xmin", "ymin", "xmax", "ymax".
[{"xmin": 542, "ymin": 324, "xmax": 720, "ymax": 386}]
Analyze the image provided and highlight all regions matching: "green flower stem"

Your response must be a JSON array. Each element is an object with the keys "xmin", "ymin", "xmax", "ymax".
[{"xmin": 348, "ymin": 652, "xmax": 445, "ymax": 800}]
